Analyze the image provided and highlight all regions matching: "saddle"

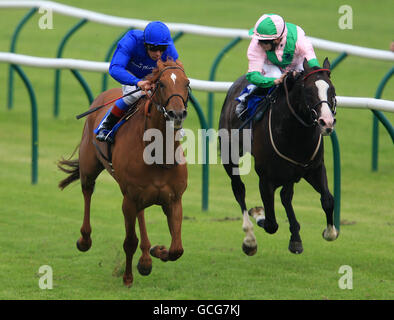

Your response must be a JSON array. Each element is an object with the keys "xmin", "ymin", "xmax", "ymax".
[
  {"xmin": 92, "ymin": 104, "xmax": 140, "ymax": 173},
  {"xmin": 238, "ymin": 86, "xmax": 278, "ymax": 131}
]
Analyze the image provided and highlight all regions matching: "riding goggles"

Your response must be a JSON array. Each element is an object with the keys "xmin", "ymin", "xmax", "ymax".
[{"xmin": 145, "ymin": 43, "xmax": 168, "ymax": 52}]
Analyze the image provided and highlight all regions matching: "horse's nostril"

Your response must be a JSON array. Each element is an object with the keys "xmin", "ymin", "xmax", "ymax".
[
  {"xmin": 182, "ymin": 110, "xmax": 188, "ymax": 119},
  {"xmin": 318, "ymin": 119, "xmax": 326, "ymax": 127},
  {"xmin": 167, "ymin": 110, "xmax": 175, "ymax": 119}
]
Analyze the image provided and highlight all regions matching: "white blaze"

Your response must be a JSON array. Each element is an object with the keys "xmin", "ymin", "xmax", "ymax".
[
  {"xmin": 170, "ymin": 73, "xmax": 177, "ymax": 84},
  {"xmin": 315, "ymin": 80, "xmax": 334, "ymax": 125}
]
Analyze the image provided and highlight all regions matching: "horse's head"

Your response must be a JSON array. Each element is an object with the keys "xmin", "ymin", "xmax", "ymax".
[
  {"xmin": 148, "ymin": 59, "xmax": 189, "ymax": 130},
  {"xmin": 299, "ymin": 58, "xmax": 337, "ymax": 136}
]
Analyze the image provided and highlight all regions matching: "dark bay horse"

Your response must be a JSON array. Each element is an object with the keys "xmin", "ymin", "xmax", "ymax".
[
  {"xmin": 219, "ymin": 58, "xmax": 338, "ymax": 255},
  {"xmin": 58, "ymin": 59, "xmax": 189, "ymax": 287}
]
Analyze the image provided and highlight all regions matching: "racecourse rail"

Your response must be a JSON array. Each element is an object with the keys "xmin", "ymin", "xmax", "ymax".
[
  {"xmin": 1, "ymin": 52, "xmax": 394, "ymax": 112},
  {"xmin": 1, "ymin": 1, "xmax": 393, "ymax": 229},
  {"xmin": 1, "ymin": 0, "xmax": 393, "ymax": 61},
  {"xmin": 1, "ymin": 53, "xmax": 393, "ymax": 231}
]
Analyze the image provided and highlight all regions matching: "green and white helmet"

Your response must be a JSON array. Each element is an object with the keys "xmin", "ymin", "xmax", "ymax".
[{"xmin": 249, "ymin": 14, "xmax": 286, "ymax": 40}]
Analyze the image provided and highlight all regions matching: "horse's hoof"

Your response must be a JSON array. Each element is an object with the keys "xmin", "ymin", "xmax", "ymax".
[
  {"xmin": 322, "ymin": 225, "xmax": 339, "ymax": 241},
  {"xmin": 242, "ymin": 243, "xmax": 257, "ymax": 256},
  {"xmin": 264, "ymin": 222, "xmax": 279, "ymax": 234},
  {"xmin": 76, "ymin": 238, "xmax": 91, "ymax": 252},
  {"xmin": 288, "ymin": 241, "xmax": 303, "ymax": 254},
  {"xmin": 169, "ymin": 249, "xmax": 184, "ymax": 261},
  {"xmin": 248, "ymin": 207, "xmax": 265, "ymax": 228},
  {"xmin": 257, "ymin": 218, "xmax": 265, "ymax": 228},
  {"xmin": 123, "ymin": 275, "xmax": 133, "ymax": 288},
  {"xmin": 137, "ymin": 261, "xmax": 152, "ymax": 276},
  {"xmin": 150, "ymin": 245, "xmax": 168, "ymax": 262}
]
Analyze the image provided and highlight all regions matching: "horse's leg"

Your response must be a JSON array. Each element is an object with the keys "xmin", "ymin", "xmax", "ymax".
[
  {"xmin": 136, "ymin": 210, "xmax": 153, "ymax": 276},
  {"xmin": 121, "ymin": 196, "xmax": 139, "ymax": 287},
  {"xmin": 223, "ymin": 162, "xmax": 257, "ymax": 256},
  {"xmin": 258, "ymin": 176, "xmax": 279, "ymax": 234},
  {"xmin": 151, "ymin": 199, "xmax": 184, "ymax": 262},
  {"xmin": 280, "ymin": 183, "xmax": 303, "ymax": 254},
  {"xmin": 223, "ymin": 163, "xmax": 247, "ymax": 212},
  {"xmin": 76, "ymin": 182, "xmax": 94, "ymax": 252},
  {"xmin": 166, "ymin": 199, "xmax": 184, "ymax": 261},
  {"xmin": 76, "ymin": 139, "xmax": 104, "ymax": 252},
  {"xmin": 304, "ymin": 164, "xmax": 338, "ymax": 241}
]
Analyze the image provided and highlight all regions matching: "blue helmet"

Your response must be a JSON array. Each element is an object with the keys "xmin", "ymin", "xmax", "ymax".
[{"xmin": 144, "ymin": 21, "xmax": 172, "ymax": 46}]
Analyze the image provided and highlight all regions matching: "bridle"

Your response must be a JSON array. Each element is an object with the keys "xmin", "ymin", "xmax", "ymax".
[
  {"xmin": 146, "ymin": 66, "xmax": 189, "ymax": 120},
  {"xmin": 143, "ymin": 65, "xmax": 189, "ymax": 167},
  {"xmin": 283, "ymin": 68, "xmax": 336, "ymax": 127},
  {"xmin": 268, "ymin": 68, "xmax": 335, "ymax": 167}
]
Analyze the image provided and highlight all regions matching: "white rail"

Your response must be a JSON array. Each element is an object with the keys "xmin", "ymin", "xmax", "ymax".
[
  {"xmin": 1, "ymin": 52, "xmax": 393, "ymax": 113},
  {"xmin": 1, "ymin": 0, "xmax": 394, "ymax": 61}
]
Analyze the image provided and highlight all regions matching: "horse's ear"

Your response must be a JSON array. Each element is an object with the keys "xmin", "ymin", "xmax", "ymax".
[
  {"xmin": 303, "ymin": 58, "xmax": 311, "ymax": 72},
  {"xmin": 323, "ymin": 57, "xmax": 331, "ymax": 70},
  {"xmin": 157, "ymin": 59, "xmax": 164, "ymax": 69},
  {"xmin": 175, "ymin": 59, "xmax": 184, "ymax": 70}
]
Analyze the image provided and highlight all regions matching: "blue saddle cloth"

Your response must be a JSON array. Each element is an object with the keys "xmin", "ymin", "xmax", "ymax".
[
  {"xmin": 237, "ymin": 85, "xmax": 275, "ymax": 118},
  {"xmin": 93, "ymin": 109, "xmax": 132, "ymax": 141},
  {"xmin": 246, "ymin": 95, "xmax": 265, "ymax": 117}
]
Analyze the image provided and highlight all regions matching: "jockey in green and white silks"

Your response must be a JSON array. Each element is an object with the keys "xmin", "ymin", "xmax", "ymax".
[{"xmin": 235, "ymin": 14, "xmax": 321, "ymax": 118}]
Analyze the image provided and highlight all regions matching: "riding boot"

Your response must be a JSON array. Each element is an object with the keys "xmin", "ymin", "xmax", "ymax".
[
  {"xmin": 235, "ymin": 84, "xmax": 257, "ymax": 119},
  {"xmin": 236, "ymin": 85, "xmax": 273, "ymax": 120},
  {"xmin": 235, "ymin": 100, "xmax": 248, "ymax": 119},
  {"xmin": 95, "ymin": 111, "xmax": 121, "ymax": 144}
]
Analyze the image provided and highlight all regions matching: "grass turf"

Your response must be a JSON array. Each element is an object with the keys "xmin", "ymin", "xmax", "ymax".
[{"xmin": 0, "ymin": 0, "xmax": 393, "ymax": 299}]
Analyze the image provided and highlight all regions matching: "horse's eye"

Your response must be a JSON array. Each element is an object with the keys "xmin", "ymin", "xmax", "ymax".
[
  {"xmin": 159, "ymin": 82, "xmax": 165, "ymax": 88},
  {"xmin": 332, "ymin": 96, "xmax": 337, "ymax": 107}
]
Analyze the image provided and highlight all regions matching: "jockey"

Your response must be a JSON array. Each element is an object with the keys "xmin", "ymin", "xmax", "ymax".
[
  {"xmin": 95, "ymin": 21, "xmax": 180, "ymax": 143},
  {"xmin": 235, "ymin": 13, "xmax": 320, "ymax": 118}
]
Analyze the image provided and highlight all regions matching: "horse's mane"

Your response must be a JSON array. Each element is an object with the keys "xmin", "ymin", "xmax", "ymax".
[
  {"xmin": 275, "ymin": 70, "xmax": 302, "ymax": 94},
  {"xmin": 146, "ymin": 58, "xmax": 184, "ymax": 83},
  {"xmin": 277, "ymin": 65, "xmax": 319, "ymax": 92},
  {"xmin": 279, "ymin": 65, "xmax": 327, "ymax": 92}
]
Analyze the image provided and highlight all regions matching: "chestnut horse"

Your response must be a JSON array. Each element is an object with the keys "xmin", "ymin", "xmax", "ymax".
[
  {"xmin": 58, "ymin": 59, "xmax": 189, "ymax": 287},
  {"xmin": 219, "ymin": 58, "xmax": 338, "ymax": 255}
]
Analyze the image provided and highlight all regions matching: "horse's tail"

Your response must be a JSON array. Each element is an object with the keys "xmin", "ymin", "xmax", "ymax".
[{"xmin": 58, "ymin": 145, "xmax": 80, "ymax": 190}]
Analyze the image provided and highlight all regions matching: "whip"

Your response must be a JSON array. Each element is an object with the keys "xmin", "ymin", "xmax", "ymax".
[{"xmin": 75, "ymin": 88, "xmax": 142, "ymax": 120}]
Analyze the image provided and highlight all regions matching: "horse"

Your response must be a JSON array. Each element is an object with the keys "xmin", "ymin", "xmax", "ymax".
[
  {"xmin": 57, "ymin": 59, "xmax": 190, "ymax": 287},
  {"xmin": 219, "ymin": 58, "xmax": 338, "ymax": 255}
]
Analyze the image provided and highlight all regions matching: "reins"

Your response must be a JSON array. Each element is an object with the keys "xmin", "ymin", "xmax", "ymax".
[
  {"xmin": 268, "ymin": 107, "xmax": 321, "ymax": 167},
  {"xmin": 283, "ymin": 68, "xmax": 334, "ymax": 127},
  {"xmin": 144, "ymin": 65, "xmax": 188, "ymax": 119},
  {"xmin": 283, "ymin": 75, "xmax": 315, "ymax": 128},
  {"xmin": 142, "ymin": 64, "xmax": 188, "ymax": 168},
  {"xmin": 268, "ymin": 70, "xmax": 332, "ymax": 167}
]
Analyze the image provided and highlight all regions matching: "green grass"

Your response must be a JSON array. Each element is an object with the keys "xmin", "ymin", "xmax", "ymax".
[{"xmin": 0, "ymin": 0, "xmax": 393, "ymax": 300}]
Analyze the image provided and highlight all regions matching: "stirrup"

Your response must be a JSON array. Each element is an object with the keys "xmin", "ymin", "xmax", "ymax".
[
  {"xmin": 94, "ymin": 110, "xmax": 120, "ymax": 144},
  {"xmin": 96, "ymin": 129, "xmax": 114, "ymax": 144},
  {"xmin": 235, "ymin": 102, "xmax": 247, "ymax": 119}
]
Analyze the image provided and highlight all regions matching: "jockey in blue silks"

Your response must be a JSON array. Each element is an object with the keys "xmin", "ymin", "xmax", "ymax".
[{"xmin": 95, "ymin": 21, "xmax": 180, "ymax": 143}]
